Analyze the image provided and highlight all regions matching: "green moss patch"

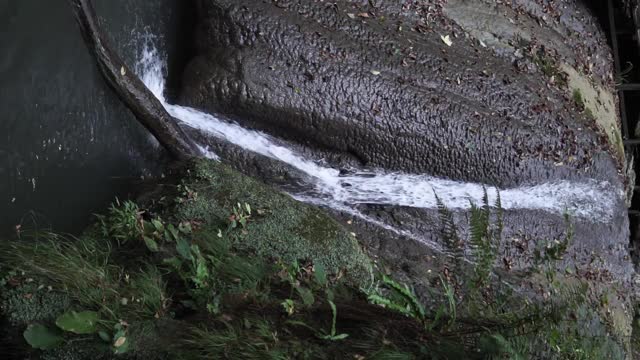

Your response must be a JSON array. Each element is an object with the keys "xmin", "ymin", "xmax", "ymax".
[
  {"xmin": 1, "ymin": 280, "xmax": 70, "ymax": 326},
  {"xmin": 170, "ymin": 159, "xmax": 373, "ymax": 286}
]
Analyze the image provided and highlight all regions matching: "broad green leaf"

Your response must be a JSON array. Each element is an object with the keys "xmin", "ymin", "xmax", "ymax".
[
  {"xmin": 143, "ymin": 236, "xmax": 159, "ymax": 252},
  {"xmin": 314, "ymin": 263, "xmax": 327, "ymax": 286},
  {"xmin": 151, "ymin": 219, "xmax": 164, "ymax": 232},
  {"xmin": 55, "ymin": 310, "xmax": 99, "ymax": 334},
  {"xmin": 176, "ymin": 238, "xmax": 192, "ymax": 260},
  {"xmin": 98, "ymin": 330, "xmax": 111, "ymax": 342},
  {"xmin": 295, "ymin": 286, "xmax": 315, "ymax": 306},
  {"xmin": 163, "ymin": 257, "xmax": 182, "ymax": 270},
  {"xmin": 193, "ymin": 255, "xmax": 210, "ymax": 288},
  {"xmin": 24, "ymin": 324, "xmax": 63, "ymax": 350},
  {"xmin": 167, "ymin": 224, "xmax": 179, "ymax": 241}
]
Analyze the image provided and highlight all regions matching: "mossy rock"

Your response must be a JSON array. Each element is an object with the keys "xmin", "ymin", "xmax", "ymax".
[
  {"xmin": 1, "ymin": 282, "xmax": 70, "ymax": 326},
  {"xmin": 169, "ymin": 159, "xmax": 373, "ymax": 287}
]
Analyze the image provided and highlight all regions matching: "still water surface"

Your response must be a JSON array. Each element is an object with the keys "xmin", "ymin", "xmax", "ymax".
[{"xmin": 0, "ymin": 0, "xmax": 192, "ymax": 234}]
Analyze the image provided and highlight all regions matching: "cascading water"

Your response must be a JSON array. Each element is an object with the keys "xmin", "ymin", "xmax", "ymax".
[{"xmin": 136, "ymin": 42, "xmax": 622, "ymax": 231}]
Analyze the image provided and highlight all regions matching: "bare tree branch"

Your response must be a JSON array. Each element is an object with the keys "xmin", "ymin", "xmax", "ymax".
[{"xmin": 68, "ymin": 0, "xmax": 202, "ymax": 160}]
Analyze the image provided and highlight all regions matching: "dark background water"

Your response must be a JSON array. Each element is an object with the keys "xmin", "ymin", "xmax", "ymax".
[{"xmin": 0, "ymin": 0, "xmax": 193, "ymax": 235}]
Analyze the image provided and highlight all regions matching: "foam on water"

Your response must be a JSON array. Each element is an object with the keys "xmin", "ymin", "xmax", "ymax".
[{"xmin": 136, "ymin": 43, "xmax": 622, "ymax": 223}]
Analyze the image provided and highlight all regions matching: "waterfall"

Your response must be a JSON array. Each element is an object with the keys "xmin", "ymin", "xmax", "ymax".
[{"xmin": 136, "ymin": 42, "xmax": 621, "ymax": 227}]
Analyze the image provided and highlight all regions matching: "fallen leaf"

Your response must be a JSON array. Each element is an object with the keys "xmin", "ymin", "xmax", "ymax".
[
  {"xmin": 120, "ymin": 67, "xmax": 126, "ymax": 76},
  {"xmin": 440, "ymin": 35, "xmax": 453, "ymax": 47},
  {"xmin": 114, "ymin": 336, "xmax": 126, "ymax": 348},
  {"xmin": 370, "ymin": 70, "xmax": 381, "ymax": 75},
  {"xmin": 347, "ymin": 13, "xmax": 355, "ymax": 19}
]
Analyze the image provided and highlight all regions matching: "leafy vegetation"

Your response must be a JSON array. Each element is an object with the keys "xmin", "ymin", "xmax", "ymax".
[
  {"xmin": 532, "ymin": 50, "xmax": 568, "ymax": 87},
  {"xmin": 0, "ymin": 160, "xmax": 631, "ymax": 359},
  {"xmin": 23, "ymin": 324, "xmax": 63, "ymax": 350}
]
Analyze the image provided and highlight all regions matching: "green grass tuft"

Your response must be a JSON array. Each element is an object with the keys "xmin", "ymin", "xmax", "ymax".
[{"xmin": 0, "ymin": 234, "xmax": 167, "ymax": 323}]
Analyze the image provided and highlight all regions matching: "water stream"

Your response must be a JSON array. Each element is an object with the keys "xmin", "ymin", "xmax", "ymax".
[{"xmin": 137, "ymin": 43, "xmax": 621, "ymax": 225}]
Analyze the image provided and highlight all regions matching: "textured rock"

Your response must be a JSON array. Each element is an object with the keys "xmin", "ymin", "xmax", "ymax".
[{"xmin": 181, "ymin": 0, "xmax": 622, "ymax": 188}]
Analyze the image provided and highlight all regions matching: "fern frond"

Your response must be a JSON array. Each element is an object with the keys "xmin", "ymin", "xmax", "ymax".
[
  {"xmin": 435, "ymin": 192, "xmax": 464, "ymax": 271},
  {"xmin": 468, "ymin": 187, "xmax": 501, "ymax": 288},
  {"xmin": 494, "ymin": 190, "xmax": 504, "ymax": 237},
  {"xmin": 382, "ymin": 275, "xmax": 426, "ymax": 320}
]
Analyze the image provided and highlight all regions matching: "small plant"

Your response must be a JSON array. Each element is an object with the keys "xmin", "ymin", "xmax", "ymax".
[
  {"xmin": 175, "ymin": 184, "xmax": 198, "ymax": 204},
  {"xmin": 229, "ymin": 202, "xmax": 252, "ymax": 229},
  {"xmin": 319, "ymin": 300, "xmax": 349, "ymax": 341},
  {"xmin": 288, "ymin": 296, "xmax": 349, "ymax": 341},
  {"xmin": 468, "ymin": 189, "xmax": 503, "ymax": 288},
  {"xmin": 534, "ymin": 213, "xmax": 574, "ymax": 265},
  {"xmin": 165, "ymin": 241, "xmax": 215, "ymax": 309},
  {"xmin": 98, "ymin": 199, "xmax": 143, "ymax": 244},
  {"xmin": 584, "ymin": 107, "xmax": 595, "ymax": 120},
  {"xmin": 282, "ymin": 299, "xmax": 295, "ymax": 315},
  {"xmin": 440, "ymin": 276, "xmax": 457, "ymax": 329},
  {"xmin": 572, "ymin": 89, "xmax": 585, "ymax": 110},
  {"xmin": 164, "ymin": 216, "xmax": 267, "ymax": 314},
  {"xmin": 366, "ymin": 274, "xmax": 426, "ymax": 322},
  {"xmin": 532, "ymin": 51, "xmax": 568, "ymax": 87},
  {"xmin": 615, "ymin": 61, "xmax": 634, "ymax": 86},
  {"xmin": 106, "ymin": 322, "xmax": 130, "ymax": 354},
  {"xmin": 435, "ymin": 193, "xmax": 464, "ymax": 276},
  {"xmin": 99, "ymin": 199, "xmax": 193, "ymax": 252}
]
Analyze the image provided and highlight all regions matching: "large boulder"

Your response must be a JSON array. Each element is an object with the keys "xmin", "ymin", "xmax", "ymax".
[
  {"xmin": 181, "ymin": 0, "xmax": 622, "ymax": 188},
  {"xmin": 178, "ymin": 0, "xmax": 633, "ymax": 293},
  {"xmin": 175, "ymin": 0, "xmax": 636, "ymax": 353}
]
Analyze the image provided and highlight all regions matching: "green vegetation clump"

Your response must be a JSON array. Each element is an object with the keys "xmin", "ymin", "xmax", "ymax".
[
  {"xmin": 532, "ymin": 51, "xmax": 568, "ymax": 87},
  {"xmin": 573, "ymin": 88, "xmax": 586, "ymax": 110},
  {"xmin": 0, "ymin": 160, "xmax": 632, "ymax": 359},
  {"xmin": 170, "ymin": 159, "xmax": 373, "ymax": 286},
  {"xmin": 0, "ymin": 234, "xmax": 168, "ymax": 323}
]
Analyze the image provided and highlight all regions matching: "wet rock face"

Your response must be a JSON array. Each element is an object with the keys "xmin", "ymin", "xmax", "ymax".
[
  {"xmin": 176, "ymin": 1, "xmax": 636, "ymax": 343},
  {"xmin": 177, "ymin": 0, "xmax": 633, "ymax": 287},
  {"xmin": 180, "ymin": 0, "xmax": 620, "ymax": 189}
]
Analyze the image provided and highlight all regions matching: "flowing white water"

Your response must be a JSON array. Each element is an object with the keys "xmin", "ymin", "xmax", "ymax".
[{"xmin": 136, "ymin": 44, "xmax": 622, "ymax": 224}]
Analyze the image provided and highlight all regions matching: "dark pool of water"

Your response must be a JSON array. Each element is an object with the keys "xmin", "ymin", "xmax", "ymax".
[{"xmin": 0, "ymin": 0, "xmax": 194, "ymax": 235}]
